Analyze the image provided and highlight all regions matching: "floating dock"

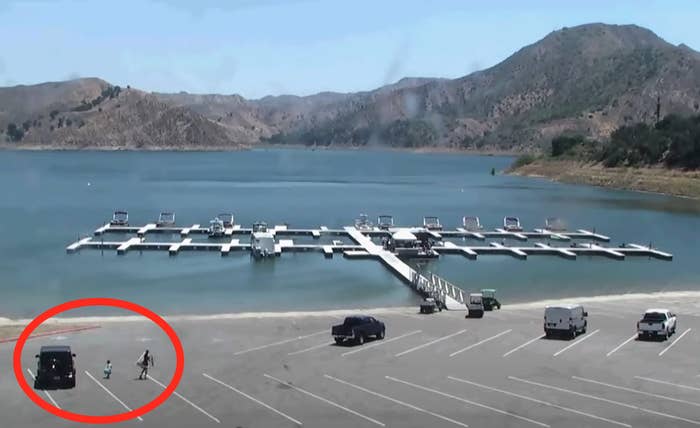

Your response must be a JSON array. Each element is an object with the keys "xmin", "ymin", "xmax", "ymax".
[{"xmin": 69, "ymin": 219, "xmax": 672, "ymax": 309}]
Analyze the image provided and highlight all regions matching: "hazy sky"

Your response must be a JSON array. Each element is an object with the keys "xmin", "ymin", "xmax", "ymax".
[{"xmin": 0, "ymin": 0, "xmax": 697, "ymax": 98}]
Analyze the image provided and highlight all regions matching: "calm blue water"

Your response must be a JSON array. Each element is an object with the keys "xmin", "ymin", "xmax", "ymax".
[{"xmin": 1, "ymin": 149, "xmax": 699, "ymax": 318}]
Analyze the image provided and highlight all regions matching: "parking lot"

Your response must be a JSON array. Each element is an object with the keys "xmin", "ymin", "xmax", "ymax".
[{"xmin": 2, "ymin": 295, "xmax": 700, "ymax": 428}]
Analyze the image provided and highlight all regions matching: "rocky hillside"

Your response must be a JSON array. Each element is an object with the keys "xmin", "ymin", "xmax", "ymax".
[
  {"xmin": 0, "ymin": 79, "xmax": 241, "ymax": 149},
  {"xmin": 3, "ymin": 23, "xmax": 700, "ymax": 150}
]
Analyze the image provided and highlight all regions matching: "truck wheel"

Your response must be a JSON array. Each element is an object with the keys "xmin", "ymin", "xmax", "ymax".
[
  {"xmin": 570, "ymin": 328, "xmax": 576, "ymax": 340},
  {"xmin": 334, "ymin": 338, "xmax": 343, "ymax": 345},
  {"xmin": 377, "ymin": 329, "xmax": 385, "ymax": 340},
  {"xmin": 545, "ymin": 330, "xmax": 551, "ymax": 339}
]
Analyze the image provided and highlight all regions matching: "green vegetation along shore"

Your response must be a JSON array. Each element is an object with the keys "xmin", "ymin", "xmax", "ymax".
[{"xmin": 509, "ymin": 114, "xmax": 700, "ymax": 199}]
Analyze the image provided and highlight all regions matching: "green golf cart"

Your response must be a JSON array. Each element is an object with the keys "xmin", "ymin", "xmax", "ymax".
[{"xmin": 481, "ymin": 289, "xmax": 501, "ymax": 311}]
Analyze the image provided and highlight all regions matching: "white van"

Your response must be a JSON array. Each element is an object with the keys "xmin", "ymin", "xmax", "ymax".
[{"xmin": 544, "ymin": 304, "xmax": 588, "ymax": 339}]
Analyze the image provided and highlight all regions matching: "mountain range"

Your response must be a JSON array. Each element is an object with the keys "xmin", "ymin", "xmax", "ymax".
[{"xmin": 2, "ymin": 23, "xmax": 699, "ymax": 150}]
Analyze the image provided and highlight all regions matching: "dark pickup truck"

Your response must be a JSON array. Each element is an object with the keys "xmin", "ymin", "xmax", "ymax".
[{"xmin": 332, "ymin": 316, "xmax": 385, "ymax": 345}]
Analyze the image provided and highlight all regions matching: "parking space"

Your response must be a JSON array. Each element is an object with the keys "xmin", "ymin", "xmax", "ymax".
[{"xmin": 3, "ymin": 297, "xmax": 700, "ymax": 428}]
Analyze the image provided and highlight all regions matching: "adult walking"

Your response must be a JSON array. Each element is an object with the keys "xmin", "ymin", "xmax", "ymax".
[{"xmin": 136, "ymin": 349, "xmax": 154, "ymax": 380}]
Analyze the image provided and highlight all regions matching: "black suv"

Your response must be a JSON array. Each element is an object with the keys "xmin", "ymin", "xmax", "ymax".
[{"xmin": 34, "ymin": 345, "xmax": 76, "ymax": 389}]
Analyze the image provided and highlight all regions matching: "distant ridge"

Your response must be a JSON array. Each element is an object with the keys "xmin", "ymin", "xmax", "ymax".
[{"xmin": 2, "ymin": 23, "xmax": 699, "ymax": 150}]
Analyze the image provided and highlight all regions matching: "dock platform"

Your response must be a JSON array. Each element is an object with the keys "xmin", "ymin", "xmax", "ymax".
[{"xmin": 71, "ymin": 217, "xmax": 672, "ymax": 310}]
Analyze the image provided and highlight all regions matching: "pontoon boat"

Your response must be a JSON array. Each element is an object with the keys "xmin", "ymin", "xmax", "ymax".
[
  {"xmin": 423, "ymin": 216, "xmax": 442, "ymax": 231},
  {"xmin": 503, "ymin": 216, "xmax": 523, "ymax": 232},
  {"xmin": 110, "ymin": 211, "xmax": 129, "ymax": 226},
  {"xmin": 157, "ymin": 212, "xmax": 176, "ymax": 227},
  {"xmin": 544, "ymin": 217, "xmax": 567, "ymax": 232},
  {"xmin": 251, "ymin": 221, "xmax": 275, "ymax": 258},
  {"xmin": 354, "ymin": 214, "xmax": 373, "ymax": 231},
  {"xmin": 208, "ymin": 218, "xmax": 225, "ymax": 237},
  {"xmin": 462, "ymin": 216, "xmax": 482, "ymax": 231},
  {"xmin": 217, "ymin": 213, "xmax": 234, "ymax": 228},
  {"xmin": 377, "ymin": 215, "xmax": 394, "ymax": 230}
]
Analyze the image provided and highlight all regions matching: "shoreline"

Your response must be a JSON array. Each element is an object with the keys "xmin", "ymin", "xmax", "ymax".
[
  {"xmin": 510, "ymin": 159, "xmax": 700, "ymax": 200},
  {"xmin": 0, "ymin": 143, "xmax": 519, "ymax": 156},
  {"xmin": 2, "ymin": 290, "xmax": 698, "ymax": 326}
]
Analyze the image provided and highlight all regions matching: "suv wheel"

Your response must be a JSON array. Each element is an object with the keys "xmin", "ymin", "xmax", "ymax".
[
  {"xmin": 377, "ymin": 329, "xmax": 385, "ymax": 340},
  {"xmin": 357, "ymin": 334, "xmax": 364, "ymax": 345}
]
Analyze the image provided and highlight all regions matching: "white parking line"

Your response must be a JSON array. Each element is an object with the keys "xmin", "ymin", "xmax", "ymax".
[
  {"xmin": 84, "ymin": 371, "xmax": 143, "ymax": 422},
  {"xmin": 502, "ymin": 334, "xmax": 545, "ymax": 357},
  {"xmin": 449, "ymin": 329, "xmax": 512, "ymax": 357},
  {"xmin": 387, "ymin": 376, "xmax": 549, "ymax": 428},
  {"xmin": 394, "ymin": 329, "xmax": 466, "ymax": 357},
  {"xmin": 448, "ymin": 375, "xmax": 628, "ymax": 427},
  {"xmin": 287, "ymin": 341, "xmax": 334, "ymax": 356},
  {"xmin": 203, "ymin": 373, "xmax": 302, "ymax": 426},
  {"xmin": 148, "ymin": 375, "xmax": 221, "ymax": 423},
  {"xmin": 553, "ymin": 329, "xmax": 600, "ymax": 357},
  {"xmin": 572, "ymin": 376, "xmax": 700, "ymax": 408},
  {"xmin": 324, "ymin": 374, "xmax": 469, "ymax": 428},
  {"xmin": 659, "ymin": 328, "xmax": 692, "ymax": 356},
  {"xmin": 342, "ymin": 330, "xmax": 422, "ymax": 357},
  {"xmin": 510, "ymin": 376, "xmax": 700, "ymax": 426},
  {"xmin": 233, "ymin": 330, "xmax": 327, "ymax": 356},
  {"xmin": 606, "ymin": 334, "xmax": 637, "ymax": 357},
  {"xmin": 634, "ymin": 376, "xmax": 700, "ymax": 392},
  {"xmin": 26, "ymin": 368, "xmax": 61, "ymax": 409},
  {"xmin": 263, "ymin": 373, "xmax": 385, "ymax": 427}
]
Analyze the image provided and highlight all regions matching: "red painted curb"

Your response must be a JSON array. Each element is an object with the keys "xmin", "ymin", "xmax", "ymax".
[{"xmin": 0, "ymin": 325, "xmax": 101, "ymax": 344}]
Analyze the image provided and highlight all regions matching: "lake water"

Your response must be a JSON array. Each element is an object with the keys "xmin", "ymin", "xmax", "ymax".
[{"xmin": 1, "ymin": 149, "xmax": 699, "ymax": 318}]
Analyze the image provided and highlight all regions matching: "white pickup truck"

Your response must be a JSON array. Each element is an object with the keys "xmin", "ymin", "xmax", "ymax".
[{"xmin": 637, "ymin": 309, "xmax": 677, "ymax": 340}]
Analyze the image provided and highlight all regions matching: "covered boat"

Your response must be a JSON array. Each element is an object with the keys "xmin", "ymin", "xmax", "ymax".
[
  {"xmin": 354, "ymin": 213, "xmax": 373, "ymax": 231},
  {"xmin": 217, "ymin": 213, "xmax": 234, "ymax": 228},
  {"xmin": 544, "ymin": 217, "xmax": 567, "ymax": 232},
  {"xmin": 462, "ymin": 216, "xmax": 482, "ymax": 231},
  {"xmin": 110, "ymin": 211, "xmax": 129, "ymax": 226},
  {"xmin": 251, "ymin": 221, "xmax": 275, "ymax": 258},
  {"xmin": 423, "ymin": 216, "xmax": 442, "ymax": 231},
  {"xmin": 157, "ymin": 212, "xmax": 176, "ymax": 227},
  {"xmin": 377, "ymin": 215, "xmax": 394, "ymax": 230},
  {"xmin": 208, "ymin": 218, "xmax": 225, "ymax": 237},
  {"xmin": 503, "ymin": 216, "xmax": 523, "ymax": 232}
]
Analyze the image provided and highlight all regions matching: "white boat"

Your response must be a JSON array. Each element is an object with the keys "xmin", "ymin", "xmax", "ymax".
[
  {"xmin": 544, "ymin": 217, "xmax": 567, "ymax": 232},
  {"xmin": 377, "ymin": 215, "xmax": 394, "ymax": 230},
  {"xmin": 354, "ymin": 214, "xmax": 373, "ymax": 231},
  {"xmin": 217, "ymin": 213, "xmax": 234, "ymax": 228},
  {"xmin": 251, "ymin": 222, "xmax": 275, "ymax": 258},
  {"xmin": 503, "ymin": 216, "xmax": 523, "ymax": 232},
  {"xmin": 423, "ymin": 216, "xmax": 442, "ymax": 231},
  {"xmin": 157, "ymin": 212, "xmax": 176, "ymax": 227},
  {"xmin": 462, "ymin": 216, "xmax": 482, "ymax": 231},
  {"xmin": 208, "ymin": 218, "xmax": 225, "ymax": 237},
  {"xmin": 110, "ymin": 211, "xmax": 128, "ymax": 226}
]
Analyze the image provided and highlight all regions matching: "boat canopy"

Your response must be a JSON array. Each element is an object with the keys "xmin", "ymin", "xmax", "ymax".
[
  {"xmin": 111, "ymin": 211, "xmax": 128, "ymax": 225},
  {"xmin": 217, "ymin": 213, "xmax": 234, "ymax": 227},
  {"xmin": 423, "ymin": 216, "xmax": 442, "ymax": 229},
  {"xmin": 354, "ymin": 213, "xmax": 373, "ymax": 229},
  {"xmin": 503, "ymin": 216, "xmax": 521, "ymax": 229},
  {"xmin": 545, "ymin": 217, "xmax": 567, "ymax": 232},
  {"xmin": 462, "ymin": 216, "xmax": 482, "ymax": 231},
  {"xmin": 377, "ymin": 215, "xmax": 394, "ymax": 229},
  {"xmin": 158, "ymin": 212, "xmax": 175, "ymax": 225}
]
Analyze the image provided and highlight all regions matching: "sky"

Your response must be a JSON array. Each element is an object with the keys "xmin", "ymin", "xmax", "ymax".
[{"xmin": 0, "ymin": 0, "xmax": 698, "ymax": 98}]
